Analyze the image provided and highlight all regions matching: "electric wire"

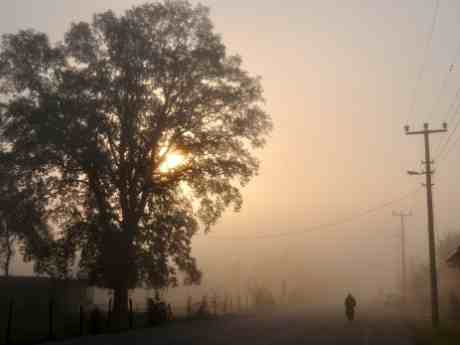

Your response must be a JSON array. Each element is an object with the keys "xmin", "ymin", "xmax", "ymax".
[
  {"xmin": 427, "ymin": 42, "xmax": 460, "ymax": 124},
  {"xmin": 433, "ymin": 86, "xmax": 460, "ymax": 156},
  {"xmin": 443, "ymin": 85, "xmax": 460, "ymax": 125},
  {"xmin": 428, "ymin": 6, "xmax": 460, "ymax": 158},
  {"xmin": 200, "ymin": 1, "xmax": 438, "ymax": 242},
  {"xmin": 202, "ymin": 187, "xmax": 423, "ymax": 241},
  {"xmin": 437, "ymin": 125, "xmax": 460, "ymax": 165},
  {"xmin": 435, "ymin": 104, "xmax": 460, "ymax": 162},
  {"xmin": 405, "ymin": 0, "xmax": 441, "ymax": 125}
]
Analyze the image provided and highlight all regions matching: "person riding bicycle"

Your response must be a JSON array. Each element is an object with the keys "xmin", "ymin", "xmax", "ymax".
[{"xmin": 345, "ymin": 293, "xmax": 357, "ymax": 321}]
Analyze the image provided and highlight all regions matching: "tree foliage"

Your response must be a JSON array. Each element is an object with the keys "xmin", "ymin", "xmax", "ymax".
[
  {"xmin": 0, "ymin": 0, "xmax": 271, "ymax": 296},
  {"xmin": 0, "ymin": 155, "xmax": 50, "ymax": 277}
]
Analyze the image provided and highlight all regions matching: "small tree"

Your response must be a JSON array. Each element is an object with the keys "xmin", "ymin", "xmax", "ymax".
[
  {"xmin": 0, "ymin": 156, "xmax": 50, "ymax": 277},
  {"xmin": 0, "ymin": 0, "xmax": 272, "ymax": 325}
]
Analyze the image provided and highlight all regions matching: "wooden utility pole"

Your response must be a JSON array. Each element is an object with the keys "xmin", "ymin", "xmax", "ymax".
[
  {"xmin": 392, "ymin": 211, "xmax": 412, "ymax": 303},
  {"xmin": 405, "ymin": 122, "xmax": 447, "ymax": 328}
]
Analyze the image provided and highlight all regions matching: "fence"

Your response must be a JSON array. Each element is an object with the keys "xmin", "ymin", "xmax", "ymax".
[
  {"xmin": 1, "ymin": 294, "xmax": 252, "ymax": 345},
  {"xmin": 1, "ymin": 297, "xmax": 85, "ymax": 345}
]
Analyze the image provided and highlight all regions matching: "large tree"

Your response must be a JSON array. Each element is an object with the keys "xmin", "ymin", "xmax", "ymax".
[{"xmin": 0, "ymin": 0, "xmax": 272, "ymax": 325}]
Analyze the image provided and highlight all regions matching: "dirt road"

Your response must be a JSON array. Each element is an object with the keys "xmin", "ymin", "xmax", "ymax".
[{"xmin": 48, "ymin": 307, "xmax": 413, "ymax": 345}]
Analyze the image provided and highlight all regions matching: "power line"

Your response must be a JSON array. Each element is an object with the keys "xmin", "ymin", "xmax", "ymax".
[
  {"xmin": 443, "ymin": 85, "xmax": 460, "ymax": 125},
  {"xmin": 405, "ymin": 0, "xmax": 441, "ymax": 125},
  {"xmin": 437, "ymin": 127, "xmax": 460, "ymax": 165},
  {"xmin": 434, "ymin": 83, "xmax": 460, "ymax": 158},
  {"xmin": 435, "ymin": 106, "xmax": 460, "ymax": 161},
  {"xmin": 202, "ymin": 187, "xmax": 422, "ymax": 241},
  {"xmin": 429, "ymin": 91, "xmax": 460, "ymax": 165},
  {"xmin": 427, "ymin": 42, "xmax": 460, "ymax": 123},
  {"xmin": 428, "ymin": 8, "xmax": 460, "ymax": 157}
]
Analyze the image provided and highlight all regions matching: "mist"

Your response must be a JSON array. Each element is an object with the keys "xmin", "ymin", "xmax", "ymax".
[{"xmin": 2, "ymin": 1, "xmax": 460, "ymax": 343}]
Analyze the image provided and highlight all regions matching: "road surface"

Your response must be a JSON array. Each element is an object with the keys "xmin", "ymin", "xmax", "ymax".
[{"xmin": 49, "ymin": 307, "xmax": 414, "ymax": 345}]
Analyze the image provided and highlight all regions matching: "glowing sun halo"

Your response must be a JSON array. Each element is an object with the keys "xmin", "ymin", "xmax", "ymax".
[{"xmin": 160, "ymin": 152, "xmax": 186, "ymax": 173}]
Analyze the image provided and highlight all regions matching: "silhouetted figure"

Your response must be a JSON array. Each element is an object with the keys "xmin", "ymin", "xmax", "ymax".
[{"xmin": 345, "ymin": 293, "xmax": 357, "ymax": 321}]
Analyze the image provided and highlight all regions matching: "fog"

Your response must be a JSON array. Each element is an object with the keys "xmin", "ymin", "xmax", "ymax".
[{"xmin": 3, "ymin": 0, "xmax": 460, "ymax": 317}]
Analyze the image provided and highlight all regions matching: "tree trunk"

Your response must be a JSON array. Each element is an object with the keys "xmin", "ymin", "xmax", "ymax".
[
  {"xmin": 112, "ymin": 285, "xmax": 129, "ymax": 330},
  {"xmin": 4, "ymin": 248, "xmax": 10, "ymax": 277},
  {"xmin": 101, "ymin": 226, "xmax": 136, "ymax": 330},
  {"xmin": 2, "ymin": 220, "xmax": 12, "ymax": 277}
]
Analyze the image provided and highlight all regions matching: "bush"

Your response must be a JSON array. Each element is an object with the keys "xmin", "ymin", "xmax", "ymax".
[
  {"xmin": 195, "ymin": 296, "xmax": 212, "ymax": 319},
  {"xmin": 251, "ymin": 287, "xmax": 276, "ymax": 309},
  {"xmin": 146, "ymin": 298, "xmax": 168, "ymax": 326}
]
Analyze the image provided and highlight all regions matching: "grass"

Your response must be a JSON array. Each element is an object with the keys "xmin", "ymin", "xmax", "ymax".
[
  {"xmin": 413, "ymin": 322, "xmax": 460, "ymax": 345},
  {"xmin": 0, "ymin": 309, "xmax": 212, "ymax": 345}
]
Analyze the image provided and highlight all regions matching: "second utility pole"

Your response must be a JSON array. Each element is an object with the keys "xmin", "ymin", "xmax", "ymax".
[
  {"xmin": 392, "ymin": 211, "xmax": 411, "ymax": 303},
  {"xmin": 405, "ymin": 122, "xmax": 447, "ymax": 328}
]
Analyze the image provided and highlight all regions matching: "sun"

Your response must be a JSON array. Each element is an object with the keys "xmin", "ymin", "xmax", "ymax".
[{"xmin": 159, "ymin": 152, "xmax": 186, "ymax": 173}]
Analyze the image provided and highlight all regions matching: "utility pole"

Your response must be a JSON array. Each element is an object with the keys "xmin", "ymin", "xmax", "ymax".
[
  {"xmin": 392, "ymin": 211, "xmax": 412, "ymax": 303},
  {"xmin": 405, "ymin": 122, "xmax": 447, "ymax": 328}
]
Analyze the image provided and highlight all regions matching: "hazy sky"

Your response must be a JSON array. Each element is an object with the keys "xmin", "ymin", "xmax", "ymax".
[{"xmin": 2, "ymin": 0, "xmax": 460, "ymax": 300}]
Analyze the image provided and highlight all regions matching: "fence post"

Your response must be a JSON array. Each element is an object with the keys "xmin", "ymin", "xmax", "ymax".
[
  {"xmin": 79, "ymin": 305, "xmax": 84, "ymax": 336},
  {"xmin": 129, "ymin": 298, "xmax": 133, "ymax": 329},
  {"xmin": 238, "ymin": 295, "xmax": 241, "ymax": 312},
  {"xmin": 6, "ymin": 299, "xmax": 13, "ymax": 345},
  {"xmin": 247, "ymin": 295, "xmax": 250, "ymax": 312},
  {"xmin": 186, "ymin": 296, "xmax": 192, "ymax": 317},
  {"xmin": 48, "ymin": 298, "xmax": 54, "ymax": 340},
  {"xmin": 107, "ymin": 298, "xmax": 112, "ymax": 330}
]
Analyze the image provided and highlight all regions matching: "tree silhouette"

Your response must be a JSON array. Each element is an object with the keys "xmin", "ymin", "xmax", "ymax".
[
  {"xmin": 0, "ymin": 154, "xmax": 50, "ymax": 277},
  {"xmin": 0, "ymin": 0, "xmax": 272, "ymax": 325}
]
